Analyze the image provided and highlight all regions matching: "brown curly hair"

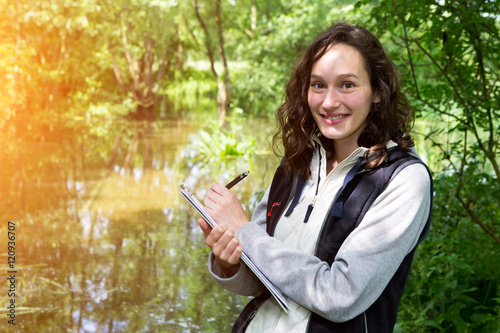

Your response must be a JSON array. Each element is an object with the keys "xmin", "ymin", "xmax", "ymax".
[{"xmin": 272, "ymin": 22, "xmax": 414, "ymax": 179}]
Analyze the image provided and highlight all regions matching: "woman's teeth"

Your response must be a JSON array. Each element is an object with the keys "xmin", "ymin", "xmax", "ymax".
[{"xmin": 323, "ymin": 114, "xmax": 348, "ymax": 120}]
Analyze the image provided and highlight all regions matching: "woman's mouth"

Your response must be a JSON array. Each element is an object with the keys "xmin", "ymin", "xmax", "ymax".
[
  {"xmin": 321, "ymin": 114, "xmax": 349, "ymax": 121},
  {"xmin": 320, "ymin": 114, "xmax": 350, "ymax": 126},
  {"xmin": 320, "ymin": 114, "xmax": 350, "ymax": 125}
]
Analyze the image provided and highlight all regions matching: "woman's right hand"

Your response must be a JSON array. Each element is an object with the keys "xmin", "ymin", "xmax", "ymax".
[{"xmin": 198, "ymin": 218, "xmax": 243, "ymax": 277}]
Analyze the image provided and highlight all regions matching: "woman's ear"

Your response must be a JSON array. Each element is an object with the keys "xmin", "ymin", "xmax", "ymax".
[{"xmin": 372, "ymin": 93, "xmax": 381, "ymax": 103}]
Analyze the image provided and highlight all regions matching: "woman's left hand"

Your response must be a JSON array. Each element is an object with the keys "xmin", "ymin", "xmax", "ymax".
[{"xmin": 204, "ymin": 182, "xmax": 249, "ymax": 232}]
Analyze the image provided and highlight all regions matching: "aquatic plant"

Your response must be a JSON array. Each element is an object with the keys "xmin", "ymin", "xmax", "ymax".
[{"xmin": 192, "ymin": 121, "xmax": 255, "ymax": 167}]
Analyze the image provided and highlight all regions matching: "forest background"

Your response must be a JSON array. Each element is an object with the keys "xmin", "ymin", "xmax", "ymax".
[{"xmin": 0, "ymin": 0, "xmax": 499, "ymax": 332}]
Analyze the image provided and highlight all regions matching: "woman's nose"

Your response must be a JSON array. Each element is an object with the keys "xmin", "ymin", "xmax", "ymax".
[{"xmin": 322, "ymin": 89, "xmax": 341, "ymax": 110}]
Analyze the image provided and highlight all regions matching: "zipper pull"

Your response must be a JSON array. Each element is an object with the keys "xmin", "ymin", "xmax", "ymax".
[
  {"xmin": 303, "ymin": 196, "xmax": 317, "ymax": 223},
  {"xmin": 268, "ymin": 202, "xmax": 280, "ymax": 217}
]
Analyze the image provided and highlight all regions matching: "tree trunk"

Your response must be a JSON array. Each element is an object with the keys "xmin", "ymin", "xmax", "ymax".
[
  {"xmin": 177, "ymin": 16, "xmax": 184, "ymax": 74},
  {"xmin": 215, "ymin": 0, "xmax": 231, "ymax": 118},
  {"xmin": 111, "ymin": 16, "xmax": 170, "ymax": 122},
  {"xmin": 216, "ymin": 77, "xmax": 227, "ymax": 126},
  {"xmin": 106, "ymin": 136, "xmax": 123, "ymax": 175},
  {"xmin": 251, "ymin": 1, "xmax": 257, "ymax": 35},
  {"xmin": 193, "ymin": 0, "xmax": 229, "ymax": 127},
  {"xmin": 142, "ymin": 120, "xmax": 154, "ymax": 171}
]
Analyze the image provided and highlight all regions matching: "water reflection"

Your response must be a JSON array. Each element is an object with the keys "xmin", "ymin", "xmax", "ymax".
[{"xmin": 1, "ymin": 118, "xmax": 278, "ymax": 332}]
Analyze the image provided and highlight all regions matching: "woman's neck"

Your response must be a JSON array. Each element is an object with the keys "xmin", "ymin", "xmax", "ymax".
[{"xmin": 327, "ymin": 140, "xmax": 360, "ymax": 175}]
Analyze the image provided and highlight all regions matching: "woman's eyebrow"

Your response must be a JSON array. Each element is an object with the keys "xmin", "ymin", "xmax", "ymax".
[
  {"xmin": 337, "ymin": 73, "xmax": 359, "ymax": 80},
  {"xmin": 310, "ymin": 74, "xmax": 324, "ymax": 80},
  {"xmin": 309, "ymin": 73, "xmax": 359, "ymax": 80}
]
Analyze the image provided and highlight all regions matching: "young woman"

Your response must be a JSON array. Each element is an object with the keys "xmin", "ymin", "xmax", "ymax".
[{"xmin": 198, "ymin": 22, "xmax": 432, "ymax": 332}]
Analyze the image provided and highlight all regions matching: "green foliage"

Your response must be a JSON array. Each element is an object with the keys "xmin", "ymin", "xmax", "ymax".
[
  {"xmin": 164, "ymin": 66, "xmax": 218, "ymax": 119},
  {"xmin": 192, "ymin": 120, "xmax": 256, "ymax": 167},
  {"xmin": 397, "ymin": 172, "xmax": 500, "ymax": 332},
  {"xmin": 354, "ymin": 0, "xmax": 500, "ymax": 331},
  {"xmin": 0, "ymin": 0, "xmax": 106, "ymax": 212}
]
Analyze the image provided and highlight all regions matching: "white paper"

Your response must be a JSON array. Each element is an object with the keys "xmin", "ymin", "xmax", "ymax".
[{"xmin": 179, "ymin": 183, "xmax": 291, "ymax": 313}]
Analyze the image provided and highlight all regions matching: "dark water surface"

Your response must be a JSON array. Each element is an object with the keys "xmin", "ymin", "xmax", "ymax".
[{"xmin": 1, "ymin": 118, "xmax": 277, "ymax": 332}]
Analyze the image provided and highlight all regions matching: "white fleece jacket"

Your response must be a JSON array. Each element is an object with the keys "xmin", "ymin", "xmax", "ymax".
[{"xmin": 208, "ymin": 140, "xmax": 432, "ymax": 332}]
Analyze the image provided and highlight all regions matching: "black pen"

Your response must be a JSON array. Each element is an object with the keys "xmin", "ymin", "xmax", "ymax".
[{"xmin": 225, "ymin": 171, "xmax": 250, "ymax": 189}]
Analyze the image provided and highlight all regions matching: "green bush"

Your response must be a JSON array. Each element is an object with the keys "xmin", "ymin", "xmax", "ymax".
[
  {"xmin": 397, "ymin": 173, "xmax": 500, "ymax": 332},
  {"xmin": 191, "ymin": 121, "xmax": 255, "ymax": 167}
]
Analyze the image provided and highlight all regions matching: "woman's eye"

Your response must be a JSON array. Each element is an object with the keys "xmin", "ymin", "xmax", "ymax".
[
  {"xmin": 341, "ymin": 82, "xmax": 355, "ymax": 89},
  {"xmin": 312, "ymin": 82, "xmax": 325, "ymax": 89}
]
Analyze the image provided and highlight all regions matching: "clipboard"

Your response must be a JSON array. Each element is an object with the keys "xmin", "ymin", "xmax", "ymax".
[{"xmin": 179, "ymin": 183, "xmax": 291, "ymax": 313}]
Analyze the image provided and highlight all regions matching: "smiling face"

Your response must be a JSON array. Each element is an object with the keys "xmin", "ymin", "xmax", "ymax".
[{"xmin": 308, "ymin": 43, "xmax": 380, "ymax": 152}]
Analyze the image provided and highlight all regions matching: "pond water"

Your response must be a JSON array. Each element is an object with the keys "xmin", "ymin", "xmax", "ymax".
[{"xmin": 1, "ymin": 117, "xmax": 279, "ymax": 332}]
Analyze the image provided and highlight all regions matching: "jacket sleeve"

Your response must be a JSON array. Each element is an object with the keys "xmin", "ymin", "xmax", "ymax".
[
  {"xmin": 207, "ymin": 186, "xmax": 270, "ymax": 297},
  {"xmin": 235, "ymin": 163, "xmax": 431, "ymax": 322}
]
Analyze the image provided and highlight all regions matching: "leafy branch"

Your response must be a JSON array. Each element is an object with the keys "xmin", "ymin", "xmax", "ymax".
[{"xmin": 391, "ymin": 0, "xmax": 500, "ymax": 245}]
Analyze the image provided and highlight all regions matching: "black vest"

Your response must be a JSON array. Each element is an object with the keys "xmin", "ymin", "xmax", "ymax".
[{"xmin": 232, "ymin": 147, "xmax": 433, "ymax": 332}]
